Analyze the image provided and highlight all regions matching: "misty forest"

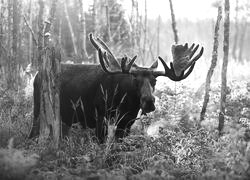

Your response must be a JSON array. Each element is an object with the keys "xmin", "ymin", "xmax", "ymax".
[{"xmin": 0, "ymin": 0, "xmax": 250, "ymax": 179}]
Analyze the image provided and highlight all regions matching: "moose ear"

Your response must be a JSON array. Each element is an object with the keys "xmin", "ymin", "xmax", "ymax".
[{"xmin": 150, "ymin": 60, "xmax": 158, "ymax": 70}]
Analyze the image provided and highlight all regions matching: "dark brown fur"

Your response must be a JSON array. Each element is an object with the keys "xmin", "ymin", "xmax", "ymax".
[{"xmin": 29, "ymin": 63, "xmax": 156, "ymax": 143}]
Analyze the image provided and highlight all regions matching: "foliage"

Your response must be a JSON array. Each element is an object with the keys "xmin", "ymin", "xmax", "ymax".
[{"xmin": 0, "ymin": 69, "xmax": 250, "ymax": 179}]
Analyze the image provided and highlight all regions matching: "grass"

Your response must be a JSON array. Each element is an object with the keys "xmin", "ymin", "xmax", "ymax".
[{"xmin": 0, "ymin": 59, "xmax": 250, "ymax": 179}]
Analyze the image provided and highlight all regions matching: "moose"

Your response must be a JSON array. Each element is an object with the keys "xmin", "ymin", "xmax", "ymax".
[{"xmin": 29, "ymin": 34, "xmax": 203, "ymax": 143}]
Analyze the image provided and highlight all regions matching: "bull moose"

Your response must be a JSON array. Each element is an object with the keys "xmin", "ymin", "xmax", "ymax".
[{"xmin": 29, "ymin": 34, "xmax": 203, "ymax": 143}]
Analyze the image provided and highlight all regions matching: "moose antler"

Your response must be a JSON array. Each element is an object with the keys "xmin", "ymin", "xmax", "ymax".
[
  {"xmin": 97, "ymin": 48, "xmax": 138, "ymax": 74},
  {"xmin": 154, "ymin": 43, "xmax": 204, "ymax": 81},
  {"xmin": 90, "ymin": 33, "xmax": 138, "ymax": 74},
  {"xmin": 89, "ymin": 33, "xmax": 120, "ymax": 68},
  {"xmin": 172, "ymin": 43, "xmax": 204, "ymax": 76}
]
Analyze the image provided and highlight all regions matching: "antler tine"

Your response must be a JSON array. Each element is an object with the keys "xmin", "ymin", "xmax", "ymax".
[
  {"xmin": 127, "ymin": 55, "xmax": 137, "ymax": 72},
  {"xmin": 121, "ymin": 57, "xmax": 127, "ymax": 73},
  {"xmin": 152, "ymin": 56, "xmax": 172, "ymax": 77},
  {"xmin": 103, "ymin": 51, "xmax": 110, "ymax": 66},
  {"xmin": 158, "ymin": 56, "xmax": 171, "ymax": 72},
  {"xmin": 153, "ymin": 44, "xmax": 204, "ymax": 81},
  {"xmin": 89, "ymin": 33, "xmax": 100, "ymax": 50},
  {"xmin": 189, "ymin": 44, "xmax": 199, "ymax": 59},
  {"xmin": 184, "ymin": 46, "xmax": 204, "ymax": 70},
  {"xmin": 96, "ymin": 37, "xmax": 120, "ymax": 67},
  {"xmin": 89, "ymin": 33, "xmax": 120, "ymax": 68},
  {"xmin": 152, "ymin": 56, "xmax": 191, "ymax": 81},
  {"xmin": 191, "ymin": 47, "xmax": 204, "ymax": 61},
  {"xmin": 189, "ymin": 43, "xmax": 195, "ymax": 51},
  {"xmin": 98, "ymin": 49, "xmax": 110, "ymax": 74},
  {"xmin": 182, "ymin": 62, "xmax": 195, "ymax": 79},
  {"xmin": 98, "ymin": 49, "xmax": 121, "ymax": 74}
]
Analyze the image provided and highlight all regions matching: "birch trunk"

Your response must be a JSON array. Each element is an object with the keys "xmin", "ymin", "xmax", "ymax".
[
  {"xmin": 27, "ymin": 0, "xmax": 33, "ymax": 64},
  {"xmin": 92, "ymin": 0, "xmax": 97, "ymax": 63},
  {"xmin": 39, "ymin": 0, "xmax": 61, "ymax": 148},
  {"xmin": 7, "ymin": 0, "xmax": 13, "ymax": 88},
  {"xmin": 157, "ymin": 15, "xmax": 161, "ymax": 55},
  {"xmin": 219, "ymin": 0, "xmax": 230, "ymax": 135},
  {"xmin": 169, "ymin": 0, "xmax": 178, "ymax": 44},
  {"xmin": 232, "ymin": 0, "xmax": 238, "ymax": 60},
  {"xmin": 105, "ymin": 0, "xmax": 111, "ymax": 42},
  {"xmin": 238, "ymin": 21, "xmax": 247, "ymax": 63},
  {"xmin": 78, "ymin": 0, "xmax": 89, "ymax": 60},
  {"xmin": 0, "ymin": 0, "xmax": 4, "ymax": 62},
  {"xmin": 142, "ymin": 0, "xmax": 147, "ymax": 65},
  {"xmin": 200, "ymin": 6, "xmax": 222, "ymax": 122},
  {"xmin": 64, "ymin": 0, "xmax": 78, "ymax": 56}
]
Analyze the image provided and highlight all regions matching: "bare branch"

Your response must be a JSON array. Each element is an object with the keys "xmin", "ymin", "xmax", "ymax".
[{"xmin": 23, "ymin": 15, "xmax": 38, "ymax": 46}]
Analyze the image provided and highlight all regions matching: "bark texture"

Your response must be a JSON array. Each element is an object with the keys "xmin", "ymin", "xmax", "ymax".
[
  {"xmin": 169, "ymin": 0, "xmax": 178, "ymax": 44},
  {"xmin": 64, "ymin": 0, "xmax": 78, "ymax": 56},
  {"xmin": 200, "ymin": 7, "xmax": 222, "ymax": 122},
  {"xmin": 78, "ymin": 0, "xmax": 89, "ymax": 59},
  {"xmin": 219, "ymin": 0, "xmax": 230, "ymax": 135}
]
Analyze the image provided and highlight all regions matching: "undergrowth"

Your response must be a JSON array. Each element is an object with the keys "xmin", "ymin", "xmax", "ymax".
[{"xmin": 0, "ymin": 73, "xmax": 250, "ymax": 180}]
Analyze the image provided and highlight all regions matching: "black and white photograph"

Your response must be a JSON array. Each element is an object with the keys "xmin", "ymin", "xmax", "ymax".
[{"xmin": 0, "ymin": 0, "xmax": 250, "ymax": 179}]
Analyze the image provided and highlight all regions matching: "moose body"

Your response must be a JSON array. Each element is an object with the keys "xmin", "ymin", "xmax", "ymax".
[
  {"xmin": 31, "ymin": 63, "xmax": 148, "ymax": 142},
  {"xmin": 29, "ymin": 34, "xmax": 203, "ymax": 143}
]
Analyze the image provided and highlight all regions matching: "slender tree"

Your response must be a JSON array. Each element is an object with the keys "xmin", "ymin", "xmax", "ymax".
[
  {"xmin": 7, "ymin": 0, "xmax": 13, "ymax": 88},
  {"xmin": 105, "ymin": 0, "xmax": 111, "ymax": 42},
  {"xmin": 39, "ymin": 0, "xmax": 61, "ymax": 147},
  {"xmin": 92, "ymin": 0, "xmax": 97, "ymax": 63},
  {"xmin": 64, "ymin": 0, "xmax": 78, "ymax": 56},
  {"xmin": 0, "ymin": 0, "xmax": 5, "ymax": 64},
  {"xmin": 142, "ymin": 0, "xmax": 147, "ymax": 65},
  {"xmin": 238, "ymin": 20, "xmax": 248, "ymax": 63},
  {"xmin": 37, "ymin": 0, "xmax": 44, "ymax": 67},
  {"xmin": 27, "ymin": 0, "xmax": 33, "ymax": 64},
  {"xmin": 157, "ymin": 15, "xmax": 161, "ymax": 55},
  {"xmin": 219, "ymin": 0, "xmax": 230, "ymax": 135},
  {"xmin": 232, "ymin": 0, "xmax": 238, "ymax": 60},
  {"xmin": 200, "ymin": 6, "xmax": 222, "ymax": 122},
  {"xmin": 169, "ymin": 0, "xmax": 178, "ymax": 44},
  {"xmin": 78, "ymin": 0, "xmax": 89, "ymax": 59}
]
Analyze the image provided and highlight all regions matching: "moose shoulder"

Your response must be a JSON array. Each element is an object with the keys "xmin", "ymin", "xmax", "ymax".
[{"xmin": 29, "ymin": 34, "xmax": 204, "ymax": 143}]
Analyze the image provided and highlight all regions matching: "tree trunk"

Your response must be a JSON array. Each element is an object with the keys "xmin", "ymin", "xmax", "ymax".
[
  {"xmin": 135, "ymin": 0, "xmax": 140, "ymax": 47},
  {"xmin": 92, "ymin": 0, "xmax": 97, "ymax": 63},
  {"xmin": 78, "ymin": 0, "xmax": 89, "ymax": 60},
  {"xmin": 238, "ymin": 20, "xmax": 248, "ymax": 63},
  {"xmin": 169, "ymin": 0, "xmax": 178, "ymax": 44},
  {"xmin": 39, "ymin": 46, "xmax": 61, "ymax": 147},
  {"xmin": 28, "ymin": 0, "xmax": 44, "ymax": 139},
  {"xmin": 64, "ymin": 0, "xmax": 78, "ymax": 56},
  {"xmin": 142, "ymin": 0, "xmax": 147, "ymax": 65},
  {"xmin": 200, "ymin": 6, "xmax": 222, "ymax": 122},
  {"xmin": 0, "ymin": 0, "xmax": 5, "ymax": 63},
  {"xmin": 38, "ymin": 0, "xmax": 61, "ymax": 147},
  {"xmin": 218, "ymin": 0, "xmax": 230, "ymax": 135},
  {"xmin": 232, "ymin": 0, "xmax": 238, "ymax": 60},
  {"xmin": 37, "ymin": 0, "xmax": 44, "ymax": 67},
  {"xmin": 130, "ymin": 0, "xmax": 139, "ymax": 54},
  {"xmin": 7, "ymin": 0, "xmax": 13, "ymax": 88},
  {"xmin": 157, "ymin": 15, "xmax": 161, "ymax": 55},
  {"xmin": 105, "ymin": 0, "xmax": 111, "ymax": 42},
  {"xmin": 27, "ymin": 0, "xmax": 33, "ymax": 64}
]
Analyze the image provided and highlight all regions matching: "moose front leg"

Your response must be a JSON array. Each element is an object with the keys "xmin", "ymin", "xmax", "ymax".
[{"xmin": 115, "ymin": 116, "xmax": 136, "ymax": 140}]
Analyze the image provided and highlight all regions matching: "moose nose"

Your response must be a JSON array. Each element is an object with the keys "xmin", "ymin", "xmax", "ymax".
[{"xmin": 141, "ymin": 96, "xmax": 156, "ymax": 113}]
